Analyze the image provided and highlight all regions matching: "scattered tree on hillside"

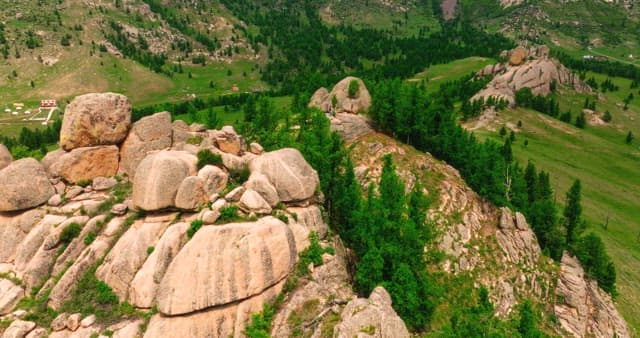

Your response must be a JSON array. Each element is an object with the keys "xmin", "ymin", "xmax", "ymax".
[
  {"xmin": 564, "ymin": 180, "xmax": 584, "ymax": 246},
  {"xmin": 626, "ymin": 131, "xmax": 634, "ymax": 144},
  {"xmin": 602, "ymin": 110, "xmax": 612, "ymax": 122},
  {"xmin": 575, "ymin": 112, "xmax": 586, "ymax": 129}
]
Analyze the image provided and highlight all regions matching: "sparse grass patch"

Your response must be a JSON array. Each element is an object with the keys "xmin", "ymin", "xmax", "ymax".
[
  {"xmin": 60, "ymin": 264, "xmax": 140, "ymax": 324},
  {"xmin": 187, "ymin": 220, "xmax": 203, "ymax": 239},
  {"xmin": 59, "ymin": 222, "xmax": 82, "ymax": 245}
]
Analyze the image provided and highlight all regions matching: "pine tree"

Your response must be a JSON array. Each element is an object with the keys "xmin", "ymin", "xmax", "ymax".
[
  {"xmin": 379, "ymin": 154, "xmax": 406, "ymax": 221},
  {"xmin": 626, "ymin": 131, "xmax": 634, "ymax": 144},
  {"xmin": 564, "ymin": 180, "xmax": 583, "ymax": 245},
  {"xmin": 575, "ymin": 112, "xmax": 586, "ymax": 129}
]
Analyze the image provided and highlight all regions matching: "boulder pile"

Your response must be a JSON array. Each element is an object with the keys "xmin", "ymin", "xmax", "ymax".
[
  {"xmin": 0, "ymin": 93, "xmax": 410, "ymax": 338},
  {"xmin": 309, "ymin": 76, "xmax": 371, "ymax": 114},
  {"xmin": 472, "ymin": 45, "xmax": 592, "ymax": 107}
]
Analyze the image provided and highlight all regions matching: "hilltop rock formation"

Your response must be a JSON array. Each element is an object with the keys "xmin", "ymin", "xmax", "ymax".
[
  {"xmin": 334, "ymin": 287, "xmax": 411, "ymax": 338},
  {"xmin": 59, "ymin": 93, "xmax": 132, "ymax": 151},
  {"xmin": 0, "ymin": 144, "xmax": 12, "ymax": 170},
  {"xmin": 473, "ymin": 45, "xmax": 591, "ymax": 106},
  {"xmin": 554, "ymin": 253, "xmax": 630, "ymax": 338},
  {"xmin": 0, "ymin": 92, "xmax": 357, "ymax": 338},
  {"xmin": 0, "ymin": 158, "xmax": 54, "ymax": 212},
  {"xmin": 309, "ymin": 76, "xmax": 372, "ymax": 114}
]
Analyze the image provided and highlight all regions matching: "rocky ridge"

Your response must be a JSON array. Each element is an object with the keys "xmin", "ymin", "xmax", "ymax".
[
  {"xmin": 473, "ymin": 45, "xmax": 592, "ymax": 107},
  {"xmin": 337, "ymin": 111, "xmax": 629, "ymax": 336},
  {"xmin": 0, "ymin": 92, "xmax": 404, "ymax": 338}
]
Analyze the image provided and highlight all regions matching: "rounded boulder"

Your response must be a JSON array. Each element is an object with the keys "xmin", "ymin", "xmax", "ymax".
[
  {"xmin": 60, "ymin": 92, "xmax": 132, "ymax": 151},
  {"xmin": 132, "ymin": 151, "xmax": 198, "ymax": 211},
  {"xmin": 249, "ymin": 148, "xmax": 319, "ymax": 202},
  {"xmin": 0, "ymin": 158, "xmax": 55, "ymax": 212}
]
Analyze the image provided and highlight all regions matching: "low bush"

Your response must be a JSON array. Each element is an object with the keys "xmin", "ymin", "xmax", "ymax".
[{"xmin": 197, "ymin": 149, "xmax": 223, "ymax": 169}]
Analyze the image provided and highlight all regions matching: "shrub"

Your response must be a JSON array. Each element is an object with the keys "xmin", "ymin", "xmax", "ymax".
[
  {"xmin": 218, "ymin": 205, "xmax": 240, "ymax": 223},
  {"xmin": 84, "ymin": 231, "xmax": 97, "ymax": 245},
  {"xmin": 298, "ymin": 232, "xmax": 328, "ymax": 275},
  {"xmin": 348, "ymin": 79, "xmax": 359, "ymax": 98},
  {"xmin": 197, "ymin": 149, "xmax": 223, "ymax": 169},
  {"xmin": 230, "ymin": 167, "xmax": 250, "ymax": 184},
  {"xmin": 59, "ymin": 223, "xmax": 82, "ymax": 244},
  {"xmin": 244, "ymin": 293, "xmax": 284, "ymax": 338},
  {"xmin": 187, "ymin": 220, "xmax": 203, "ymax": 239}
]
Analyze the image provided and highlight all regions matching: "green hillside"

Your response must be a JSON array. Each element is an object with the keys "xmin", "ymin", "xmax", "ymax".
[{"xmin": 473, "ymin": 71, "xmax": 640, "ymax": 333}]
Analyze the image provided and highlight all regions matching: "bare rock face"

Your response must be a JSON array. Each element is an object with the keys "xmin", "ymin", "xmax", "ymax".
[
  {"xmin": 145, "ymin": 280, "xmax": 284, "ymax": 338},
  {"xmin": 333, "ymin": 286, "xmax": 410, "ymax": 338},
  {"xmin": 96, "ymin": 218, "xmax": 171, "ymax": 300},
  {"xmin": 554, "ymin": 253, "xmax": 630, "ymax": 338},
  {"xmin": 0, "ymin": 279, "xmax": 24, "ymax": 315},
  {"xmin": 41, "ymin": 148, "xmax": 65, "ymax": 175},
  {"xmin": 49, "ymin": 146, "xmax": 119, "ymax": 183},
  {"xmin": 0, "ymin": 144, "xmax": 12, "ymax": 170},
  {"xmin": 0, "ymin": 209, "xmax": 45, "ymax": 263},
  {"xmin": 249, "ymin": 148, "xmax": 320, "ymax": 202},
  {"xmin": 238, "ymin": 189, "xmax": 272, "ymax": 214},
  {"xmin": 60, "ymin": 93, "xmax": 132, "ymax": 151},
  {"xmin": 0, "ymin": 158, "xmax": 55, "ymax": 212},
  {"xmin": 157, "ymin": 217, "xmax": 296, "ymax": 315},
  {"xmin": 174, "ymin": 176, "xmax": 206, "ymax": 210},
  {"xmin": 496, "ymin": 207, "xmax": 541, "ymax": 267},
  {"xmin": 271, "ymin": 239, "xmax": 353, "ymax": 337},
  {"xmin": 329, "ymin": 112, "xmax": 373, "ymax": 141},
  {"xmin": 309, "ymin": 87, "xmax": 331, "ymax": 112},
  {"xmin": 119, "ymin": 111, "xmax": 173, "ymax": 178},
  {"xmin": 129, "ymin": 222, "xmax": 189, "ymax": 309},
  {"xmin": 2, "ymin": 320, "xmax": 36, "ymax": 338},
  {"xmin": 132, "ymin": 151, "xmax": 198, "ymax": 211},
  {"xmin": 309, "ymin": 76, "xmax": 372, "ymax": 114},
  {"xmin": 245, "ymin": 173, "xmax": 279, "ymax": 206}
]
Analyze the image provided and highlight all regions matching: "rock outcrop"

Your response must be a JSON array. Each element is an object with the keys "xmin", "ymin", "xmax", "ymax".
[
  {"xmin": 59, "ymin": 93, "xmax": 132, "ymax": 151},
  {"xmin": 48, "ymin": 145, "xmax": 119, "ymax": 183},
  {"xmin": 496, "ymin": 207, "xmax": 541, "ymax": 268},
  {"xmin": 156, "ymin": 217, "xmax": 296, "ymax": 315},
  {"xmin": 249, "ymin": 148, "xmax": 320, "ymax": 202},
  {"xmin": 472, "ymin": 46, "xmax": 591, "ymax": 106},
  {"xmin": 329, "ymin": 112, "xmax": 373, "ymax": 141},
  {"xmin": 0, "ymin": 158, "xmax": 55, "ymax": 212},
  {"xmin": 0, "ymin": 144, "xmax": 12, "ymax": 170},
  {"xmin": 554, "ymin": 253, "xmax": 630, "ymax": 338},
  {"xmin": 309, "ymin": 76, "xmax": 372, "ymax": 114},
  {"xmin": 119, "ymin": 111, "xmax": 173, "ymax": 178},
  {"xmin": 334, "ymin": 287, "xmax": 410, "ymax": 338}
]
